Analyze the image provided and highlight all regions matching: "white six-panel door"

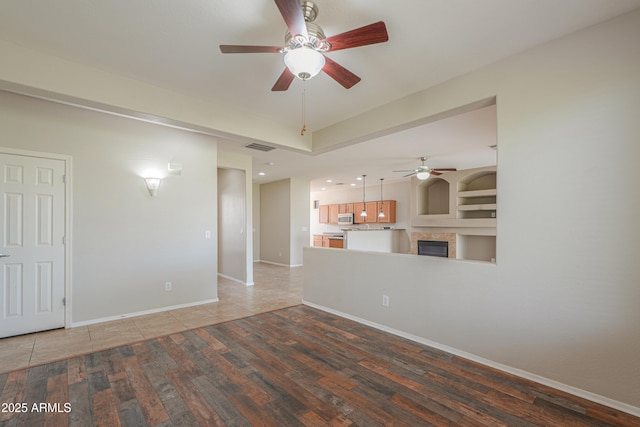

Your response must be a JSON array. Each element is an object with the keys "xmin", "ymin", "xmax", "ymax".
[{"xmin": 0, "ymin": 153, "xmax": 65, "ymax": 338}]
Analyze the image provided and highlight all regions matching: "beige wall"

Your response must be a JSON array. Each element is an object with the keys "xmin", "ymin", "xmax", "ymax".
[
  {"xmin": 217, "ymin": 151, "xmax": 254, "ymax": 285},
  {"xmin": 0, "ymin": 40, "xmax": 312, "ymax": 152},
  {"xmin": 305, "ymin": 10, "xmax": 640, "ymax": 413},
  {"xmin": 0, "ymin": 91, "xmax": 219, "ymax": 324},
  {"xmin": 252, "ymin": 183, "xmax": 261, "ymax": 262},
  {"xmin": 289, "ymin": 178, "xmax": 310, "ymax": 266},
  {"xmin": 259, "ymin": 178, "xmax": 310, "ymax": 266},
  {"xmin": 260, "ymin": 179, "xmax": 291, "ymax": 265},
  {"xmin": 217, "ymin": 168, "xmax": 246, "ymax": 283}
]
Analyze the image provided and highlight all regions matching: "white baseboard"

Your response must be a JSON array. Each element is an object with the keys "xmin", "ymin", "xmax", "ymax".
[
  {"xmin": 218, "ymin": 273, "xmax": 254, "ymax": 286},
  {"xmin": 302, "ymin": 300, "xmax": 640, "ymax": 418},
  {"xmin": 71, "ymin": 298, "xmax": 219, "ymax": 328},
  {"xmin": 259, "ymin": 260, "xmax": 303, "ymax": 268}
]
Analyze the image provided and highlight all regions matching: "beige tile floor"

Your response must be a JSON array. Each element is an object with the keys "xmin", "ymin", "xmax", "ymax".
[{"xmin": 0, "ymin": 262, "xmax": 303, "ymax": 374}]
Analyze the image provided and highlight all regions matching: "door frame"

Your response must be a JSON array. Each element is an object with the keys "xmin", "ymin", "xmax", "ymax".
[{"xmin": 1, "ymin": 147, "xmax": 73, "ymax": 329}]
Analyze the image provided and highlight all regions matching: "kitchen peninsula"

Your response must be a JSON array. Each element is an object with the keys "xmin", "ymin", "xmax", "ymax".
[
  {"xmin": 344, "ymin": 228, "xmax": 407, "ymax": 253},
  {"xmin": 313, "ymin": 228, "xmax": 408, "ymax": 253}
]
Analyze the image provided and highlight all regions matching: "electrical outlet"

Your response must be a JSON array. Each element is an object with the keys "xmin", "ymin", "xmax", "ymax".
[
  {"xmin": 165, "ymin": 282, "xmax": 172, "ymax": 291},
  {"xmin": 382, "ymin": 294, "xmax": 390, "ymax": 307}
]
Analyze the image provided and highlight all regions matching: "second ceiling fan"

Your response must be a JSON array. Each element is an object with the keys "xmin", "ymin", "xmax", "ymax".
[
  {"xmin": 219, "ymin": 0, "xmax": 389, "ymax": 91},
  {"xmin": 394, "ymin": 157, "xmax": 457, "ymax": 180}
]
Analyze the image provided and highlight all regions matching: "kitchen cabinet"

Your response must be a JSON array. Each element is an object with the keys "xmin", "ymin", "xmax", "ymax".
[
  {"xmin": 320, "ymin": 200, "xmax": 396, "ymax": 224},
  {"xmin": 328, "ymin": 204, "xmax": 339, "ymax": 224},
  {"xmin": 319, "ymin": 205, "xmax": 329, "ymax": 223},
  {"xmin": 364, "ymin": 202, "xmax": 379, "ymax": 223},
  {"xmin": 313, "ymin": 235, "xmax": 343, "ymax": 248},
  {"xmin": 328, "ymin": 238, "xmax": 344, "ymax": 248},
  {"xmin": 377, "ymin": 200, "xmax": 396, "ymax": 223},
  {"xmin": 353, "ymin": 202, "xmax": 364, "ymax": 223},
  {"xmin": 353, "ymin": 202, "xmax": 379, "ymax": 223},
  {"xmin": 338, "ymin": 203, "xmax": 354, "ymax": 214}
]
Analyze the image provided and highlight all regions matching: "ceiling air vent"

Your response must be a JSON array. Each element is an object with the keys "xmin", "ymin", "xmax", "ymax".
[{"xmin": 244, "ymin": 143, "xmax": 276, "ymax": 152}]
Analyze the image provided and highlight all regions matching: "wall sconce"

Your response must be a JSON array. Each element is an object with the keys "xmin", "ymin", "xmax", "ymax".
[{"xmin": 144, "ymin": 177, "xmax": 161, "ymax": 197}]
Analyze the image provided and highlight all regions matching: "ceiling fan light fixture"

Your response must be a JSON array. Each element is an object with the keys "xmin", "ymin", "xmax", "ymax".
[
  {"xmin": 416, "ymin": 171, "xmax": 431, "ymax": 180},
  {"xmin": 284, "ymin": 47, "xmax": 325, "ymax": 80}
]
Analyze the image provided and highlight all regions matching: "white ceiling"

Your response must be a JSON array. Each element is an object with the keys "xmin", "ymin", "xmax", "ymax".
[{"xmin": 2, "ymin": 0, "xmax": 639, "ymax": 191}]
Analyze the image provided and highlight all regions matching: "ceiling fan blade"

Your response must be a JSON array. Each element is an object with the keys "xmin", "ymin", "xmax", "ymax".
[
  {"xmin": 324, "ymin": 21, "xmax": 389, "ymax": 52},
  {"xmin": 322, "ymin": 56, "xmax": 361, "ymax": 89},
  {"xmin": 430, "ymin": 171, "xmax": 442, "ymax": 176},
  {"xmin": 272, "ymin": 68, "xmax": 295, "ymax": 91},
  {"xmin": 274, "ymin": 0, "xmax": 308, "ymax": 40},
  {"xmin": 220, "ymin": 45, "xmax": 282, "ymax": 54},
  {"xmin": 433, "ymin": 168, "xmax": 457, "ymax": 172},
  {"xmin": 393, "ymin": 169, "xmax": 417, "ymax": 173},
  {"xmin": 403, "ymin": 172, "xmax": 417, "ymax": 178}
]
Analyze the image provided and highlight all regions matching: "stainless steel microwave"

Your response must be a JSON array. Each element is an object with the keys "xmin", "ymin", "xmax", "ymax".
[{"xmin": 337, "ymin": 213, "xmax": 354, "ymax": 225}]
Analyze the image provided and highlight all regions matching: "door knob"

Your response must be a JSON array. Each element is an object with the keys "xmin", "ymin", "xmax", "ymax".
[{"xmin": 0, "ymin": 254, "xmax": 10, "ymax": 258}]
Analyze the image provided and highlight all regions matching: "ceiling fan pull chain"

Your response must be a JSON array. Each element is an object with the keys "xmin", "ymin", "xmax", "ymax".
[{"xmin": 301, "ymin": 82, "xmax": 307, "ymax": 136}]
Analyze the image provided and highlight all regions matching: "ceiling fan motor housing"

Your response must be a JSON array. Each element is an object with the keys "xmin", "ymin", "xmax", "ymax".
[
  {"xmin": 285, "ymin": 22, "xmax": 327, "ymax": 49},
  {"xmin": 284, "ymin": 1, "xmax": 331, "ymax": 52},
  {"xmin": 301, "ymin": 1, "xmax": 319, "ymax": 23}
]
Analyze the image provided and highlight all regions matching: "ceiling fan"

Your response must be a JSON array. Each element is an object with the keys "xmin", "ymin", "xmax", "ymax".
[
  {"xmin": 393, "ymin": 157, "xmax": 457, "ymax": 180},
  {"xmin": 219, "ymin": 0, "xmax": 389, "ymax": 91}
]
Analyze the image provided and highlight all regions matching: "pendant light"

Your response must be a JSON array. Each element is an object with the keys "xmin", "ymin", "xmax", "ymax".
[
  {"xmin": 378, "ymin": 178, "xmax": 385, "ymax": 218},
  {"xmin": 360, "ymin": 174, "xmax": 367, "ymax": 217}
]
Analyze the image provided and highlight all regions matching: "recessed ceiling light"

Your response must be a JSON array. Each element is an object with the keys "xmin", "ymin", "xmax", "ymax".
[
  {"xmin": 326, "ymin": 179, "xmax": 332, "ymax": 183},
  {"xmin": 265, "ymin": 162, "xmax": 275, "ymax": 166},
  {"xmin": 258, "ymin": 172, "xmax": 266, "ymax": 176},
  {"xmin": 356, "ymin": 177, "xmax": 363, "ymax": 181},
  {"xmin": 350, "ymin": 183, "xmax": 356, "ymax": 187},
  {"xmin": 321, "ymin": 187, "xmax": 326, "ymax": 191}
]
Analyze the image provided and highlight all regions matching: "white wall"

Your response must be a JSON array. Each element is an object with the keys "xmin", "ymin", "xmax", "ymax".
[
  {"xmin": 0, "ymin": 91, "xmax": 218, "ymax": 324},
  {"xmin": 304, "ymin": 10, "xmax": 640, "ymax": 412}
]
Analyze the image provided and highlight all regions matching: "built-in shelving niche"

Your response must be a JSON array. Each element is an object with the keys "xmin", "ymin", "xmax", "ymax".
[
  {"xmin": 410, "ymin": 166, "xmax": 497, "ymax": 263},
  {"xmin": 456, "ymin": 234, "xmax": 496, "ymax": 262},
  {"xmin": 416, "ymin": 178, "xmax": 450, "ymax": 215},
  {"xmin": 457, "ymin": 171, "xmax": 497, "ymax": 219}
]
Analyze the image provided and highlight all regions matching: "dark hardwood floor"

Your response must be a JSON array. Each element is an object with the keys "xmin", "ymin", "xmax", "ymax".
[{"xmin": 1, "ymin": 305, "xmax": 638, "ymax": 426}]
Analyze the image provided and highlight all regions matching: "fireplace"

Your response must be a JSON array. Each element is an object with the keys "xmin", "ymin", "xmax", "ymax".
[{"xmin": 417, "ymin": 240, "xmax": 449, "ymax": 258}]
